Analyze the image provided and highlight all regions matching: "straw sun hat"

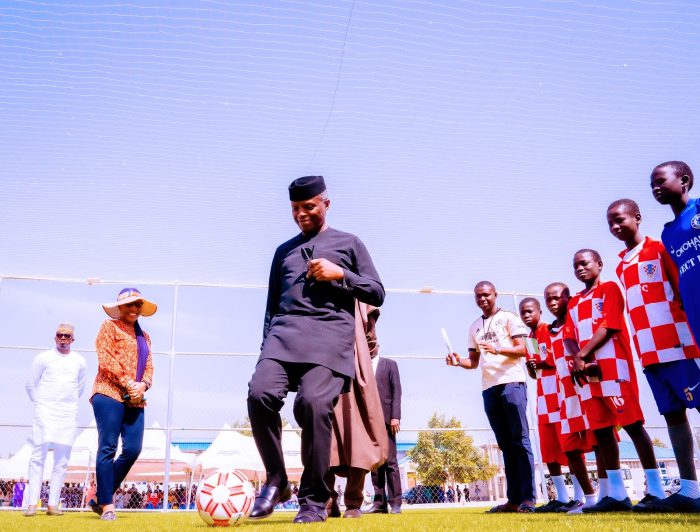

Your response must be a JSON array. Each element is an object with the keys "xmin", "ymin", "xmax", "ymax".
[{"xmin": 102, "ymin": 288, "xmax": 158, "ymax": 319}]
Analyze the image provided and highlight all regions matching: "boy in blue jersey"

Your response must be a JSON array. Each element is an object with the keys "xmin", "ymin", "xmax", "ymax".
[{"xmin": 651, "ymin": 161, "xmax": 700, "ymax": 344}]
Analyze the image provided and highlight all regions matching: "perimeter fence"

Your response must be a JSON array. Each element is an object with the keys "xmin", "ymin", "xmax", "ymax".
[{"xmin": 0, "ymin": 275, "xmax": 698, "ymax": 511}]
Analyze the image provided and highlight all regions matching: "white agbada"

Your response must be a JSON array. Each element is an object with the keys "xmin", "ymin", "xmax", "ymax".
[{"xmin": 26, "ymin": 349, "xmax": 86, "ymax": 445}]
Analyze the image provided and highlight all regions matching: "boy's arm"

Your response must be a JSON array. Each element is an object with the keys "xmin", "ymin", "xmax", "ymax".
[
  {"xmin": 573, "ymin": 327, "xmax": 617, "ymax": 366},
  {"xmin": 573, "ymin": 283, "xmax": 625, "ymax": 370},
  {"xmin": 660, "ymin": 244, "xmax": 683, "ymax": 305}
]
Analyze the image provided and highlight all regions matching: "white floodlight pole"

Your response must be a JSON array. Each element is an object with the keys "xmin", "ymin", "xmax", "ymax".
[{"xmin": 162, "ymin": 283, "xmax": 179, "ymax": 510}]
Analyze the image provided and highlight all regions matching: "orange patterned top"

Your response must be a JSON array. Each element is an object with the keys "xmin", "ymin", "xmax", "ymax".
[{"xmin": 91, "ymin": 319, "xmax": 153, "ymax": 407}]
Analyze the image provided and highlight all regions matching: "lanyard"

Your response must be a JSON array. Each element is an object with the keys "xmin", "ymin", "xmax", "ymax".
[{"xmin": 481, "ymin": 308, "xmax": 501, "ymax": 343}]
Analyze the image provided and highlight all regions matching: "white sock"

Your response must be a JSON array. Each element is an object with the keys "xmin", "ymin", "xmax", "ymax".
[
  {"xmin": 552, "ymin": 475, "xmax": 568, "ymax": 503},
  {"xmin": 644, "ymin": 469, "xmax": 664, "ymax": 499},
  {"xmin": 679, "ymin": 479, "xmax": 700, "ymax": 499},
  {"xmin": 597, "ymin": 478, "xmax": 609, "ymax": 502},
  {"xmin": 584, "ymin": 494, "xmax": 597, "ymax": 507},
  {"xmin": 572, "ymin": 476, "xmax": 584, "ymax": 503},
  {"xmin": 606, "ymin": 470, "xmax": 628, "ymax": 501}
]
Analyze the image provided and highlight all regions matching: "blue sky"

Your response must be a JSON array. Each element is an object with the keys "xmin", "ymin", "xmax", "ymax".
[{"xmin": 1, "ymin": 0, "xmax": 700, "ymax": 456}]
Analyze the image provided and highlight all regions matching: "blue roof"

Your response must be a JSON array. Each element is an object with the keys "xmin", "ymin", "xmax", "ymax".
[
  {"xmin": 397, "ymin": 442, "xmax": 415, "ymax": 453},
  {"xmin": 172, "ymin": 442, "xmax": 212, "ymax": 452}
]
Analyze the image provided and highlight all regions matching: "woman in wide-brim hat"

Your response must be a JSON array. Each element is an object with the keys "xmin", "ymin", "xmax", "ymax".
[{"xmin": 89, "ymin": 288, "xmax": 157, "ymax": 521}]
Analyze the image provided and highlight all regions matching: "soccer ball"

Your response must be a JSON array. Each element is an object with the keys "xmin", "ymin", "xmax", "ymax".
[{"xmin": 196, "ymin": 470, "xmax": 255, "ymax": 527}]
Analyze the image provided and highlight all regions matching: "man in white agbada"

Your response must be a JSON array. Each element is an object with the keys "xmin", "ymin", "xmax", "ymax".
[{"xmin": 24, "ymin": 323, "xmax": 86, "ymax": 516}]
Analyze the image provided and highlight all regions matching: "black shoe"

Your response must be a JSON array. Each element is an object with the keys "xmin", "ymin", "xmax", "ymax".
[
  {"xmin": 535, "ymin": 499, "xmax": 566, "ymax": 513},
  {"xmin": 364, "ymin": 504, "xmax": 388, "ymax": 514},
  {"xmin": 249, "ymin": 483, "xmax": 291, "ymax": 520},
  {"xmin": 88, "ymin": 499, "xmax": 103, "ymax": 516},
  {"xmin": 635, "ymin": 493, "xmax": 700, "ymax": 513},
  {"xmin": 632, "ymin": 494, "xmax": 661, "ymax": 512},
  {"xmin": 327, "ymin": 497, "xmax": 341, "ymax": 518},
  {"xmin": 293, "ymin": 504, "xmax": 327, "ymax": 523},
  {"xmin": 555, "ymin": 499, "xmax": 582, "ymax": 513},
  {"xmin": 582, "ymin": 496, "xmax": 632, "ymax": 513}
]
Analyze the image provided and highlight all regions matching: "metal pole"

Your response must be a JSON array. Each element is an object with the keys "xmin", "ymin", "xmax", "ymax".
[
  {"xmin": 512, "ymin": 293, "xmax": 547, "ymax": 503},
  {"xmin": 162, "ymin": 283, "xmax": 179, "ymax": 511}
]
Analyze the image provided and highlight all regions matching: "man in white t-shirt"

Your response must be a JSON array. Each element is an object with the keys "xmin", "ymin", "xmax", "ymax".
[
  {"xmin": 24, "ymin": 323, "xmax": 86, "ymax": 517},
  {"xmin": 446, "ymin": 281, "xmax": 536, "ymax": 513}
]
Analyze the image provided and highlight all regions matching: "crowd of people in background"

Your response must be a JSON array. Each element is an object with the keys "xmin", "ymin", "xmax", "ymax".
[{"xmin": 0, "ymin": 478, "xmax": 197, "ymax": 510}]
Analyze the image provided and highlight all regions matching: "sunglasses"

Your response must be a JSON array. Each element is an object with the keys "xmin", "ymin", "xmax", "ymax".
[
  {"xmin": 301, "ymin": 246, "xmax": 314, "ymax": 263},
  {"xmin": 56, "ymin": 333, "xmax": 73, "ymax": 339},
  {"xmin": 123, "ymin": 301, "xmax": 144, "ymax": 308}
]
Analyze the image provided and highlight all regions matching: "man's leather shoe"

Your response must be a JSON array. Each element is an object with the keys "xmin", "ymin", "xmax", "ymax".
[
  {"xmin": 293, "ymin": 504, "xmax": 327, "ymax": 523},
  {"xmin": 363, "ymin": 504, "xmax": 388, "ymax": 514},
  {"xmin": 248, "ymin": 483, "xmax": 291, "ymax": 520},
  {"xmin": 327, "ymin": 497, "xmax": 341, "ymax": 518}
]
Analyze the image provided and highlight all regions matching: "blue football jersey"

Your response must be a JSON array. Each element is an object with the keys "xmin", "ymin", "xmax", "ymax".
[{"xmin": 661, "ymin": 197, "xmax": 700, "ymax": 341}]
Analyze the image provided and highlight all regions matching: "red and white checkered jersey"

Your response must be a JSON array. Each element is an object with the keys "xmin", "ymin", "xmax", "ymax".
[
  {"xmin": 526, "ymin": 323, "xmax": 560, "ymax": 424},
  {"xmin": 537, "ymin": 322, "xmax": 589, "ymax": 434},
  {"xmin": 564, "ymin": 281, "xmax": 635, "ymax": 398},
  {"xmin": 616, "ymin": 237, "xmax": 700, "ymax": 367}
]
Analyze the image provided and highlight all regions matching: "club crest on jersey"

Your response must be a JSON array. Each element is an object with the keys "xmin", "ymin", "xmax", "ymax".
[
  {"xmin": 539, "ymin": 345, "xmax": 548, "ymax": 359},
  {"xmin": 594, "ymin": 301, "xmax": 604, "ymax": 313},
  {"xmin": 691, "ymin": 213, "xmax": 700, "ymax": 230},
  {"xmin": 642, "ymin": 263, "xmax": 657, "ymax": 280}
]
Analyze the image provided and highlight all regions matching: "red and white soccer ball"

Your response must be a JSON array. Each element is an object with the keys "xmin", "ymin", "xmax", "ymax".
[{"xmin": 196, "ymin": 470, "xmax": 255, "ymax": 527}]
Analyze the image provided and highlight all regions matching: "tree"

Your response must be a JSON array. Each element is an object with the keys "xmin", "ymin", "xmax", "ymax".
[
  {"xmin": 651, "ymin": 437, "xmax": 667, "ymax": 448},
  {"xmin": 407, "ymin": 413, "xmax": 497, "ymax": 485},
  {"xmin": 231, "ymin": 417, "xmax": 253, "ymax": 437},
  {"xmin": 231, "ymin": 416, "xmax": 297, "ymax": 437}
]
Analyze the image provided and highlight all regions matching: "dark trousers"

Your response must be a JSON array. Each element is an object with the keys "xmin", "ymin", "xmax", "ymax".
[
  {"xmin": 92, "ymin": 394, "xmax": 144, "ymax": 505},
  {"xmin": 247, "ymin": 359, "xmax": 346, "ymax": 508},
  {"xmin": 482, "ymin": 382, "xmax": 535, "ymax": 504},
  {"xmin": 324, "ymin": 468, "xmax": 367, "ymax": 510},
  {"xmin": 371, "ymin": 426, "xmax": 401, "ymax": 508}
]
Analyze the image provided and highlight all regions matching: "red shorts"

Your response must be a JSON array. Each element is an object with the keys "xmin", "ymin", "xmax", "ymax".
[
  {"xmin": 558, "ymin": 428, "xmax": 594, "ymax": 454},
  {"xmin": 582, "ymin": 395, "xmax": 645, "ymax": 431},
  {"xmin": 538, "ymin": 422, "xmax": 567, "ymax": 465}
]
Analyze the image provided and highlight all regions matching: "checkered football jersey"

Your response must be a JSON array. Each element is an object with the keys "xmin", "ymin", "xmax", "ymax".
[
  {"xmin": 564, "ymin": 281, "xmax": 635, "ymax": 398},
  {"xmin": 527, "ymin": 323, "xmax": 560, "ymax": 424},
  {"xmin": 616, "ymin": 237, "xmax": 700, "ymax": 367},
  {"xmin": 537, "ymin": 322, "xmax": 589, "ymax": 434}
]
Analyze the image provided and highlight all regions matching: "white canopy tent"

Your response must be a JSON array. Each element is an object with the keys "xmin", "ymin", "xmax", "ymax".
[
  {"xmin": 65, "ymin": 421, "xmax": 195, "ymax": 483},
  {"xmin": 195, "ymin": 423, "xmax": 303, "ymax": 485}
]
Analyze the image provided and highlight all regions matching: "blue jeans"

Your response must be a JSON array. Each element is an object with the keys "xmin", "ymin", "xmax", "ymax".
[
  {"xmin": 92, "ymin": 394, "xmax": 144, "ymax": 505},
  {"xmin": 482, "ymin": 382, "xmax": 535, "ymax": 504}
]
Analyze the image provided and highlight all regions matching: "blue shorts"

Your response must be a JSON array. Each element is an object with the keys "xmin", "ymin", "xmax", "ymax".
[{"xmin": 643, "ymin": 358, "xmax": 700, "ymax": 415}]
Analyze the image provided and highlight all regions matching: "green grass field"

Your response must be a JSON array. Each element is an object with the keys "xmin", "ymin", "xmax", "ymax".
[{"xmin": 1, "ymin": 508, "xmax": 699, "ymax": 531}]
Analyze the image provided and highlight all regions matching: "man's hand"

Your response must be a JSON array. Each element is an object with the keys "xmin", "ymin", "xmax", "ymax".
[
  {"xmin": 571, "ymin": 354, "xmax": 587, "ymax": 387},
  {"xmin": 306, "ymin": 259, "xmax": 345, "ymax": 282},
  {"xmin": 526, "ymin": 360, "xmax": 537, "ymax": 379},
  {"xmin": 446, "ymin": 353, "xmax": 461, "ymax": 366},
  {"xmin": 390, "ymin": 419, "xmax": 400, "ymax": 435},
  {"xmin": 478, "ymin": 342, "xmax": 495, "ymax": 354}
]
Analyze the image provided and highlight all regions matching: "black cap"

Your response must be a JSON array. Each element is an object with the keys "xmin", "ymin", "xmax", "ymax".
[{"xmin": 288, "ymin": 175, "xmax": 326, "ymax": 201}]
